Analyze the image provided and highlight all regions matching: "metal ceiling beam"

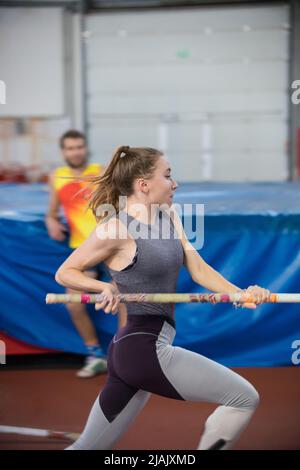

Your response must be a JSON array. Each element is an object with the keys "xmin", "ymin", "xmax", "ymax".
[
  {"xmin": 0, "ymin": 0, "xmax": 80, "ymax": 7},
  {"xmin": 87, "ymin": 0, "xmax": 288, "ymax": 10}
]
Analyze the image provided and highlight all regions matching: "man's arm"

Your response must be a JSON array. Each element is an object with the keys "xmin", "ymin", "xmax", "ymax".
[{"xmin": 45, "ymin": 171, "xmax": 68, "ymax": 241}]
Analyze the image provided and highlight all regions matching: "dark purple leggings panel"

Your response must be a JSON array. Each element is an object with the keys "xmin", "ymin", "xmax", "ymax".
[
  {"xmin": 98, "ymin": 315, "xmax": 183, "ymax": 422},
  {"xmin": 99, "ymin": 375, "xmax": 139, "ymax": 423}
]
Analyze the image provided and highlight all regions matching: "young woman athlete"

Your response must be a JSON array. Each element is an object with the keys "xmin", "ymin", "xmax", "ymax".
[{"xmin": 55, "ymin": 145, "xmax": 270, "ymax": 450}]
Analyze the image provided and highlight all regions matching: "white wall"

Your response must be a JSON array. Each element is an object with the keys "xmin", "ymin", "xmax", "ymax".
[
  {"xmin": 0, "ymin": 7, "xmax": 74, "ymax": 175},
  {"xmin": 86, "ymin": 4, "xmax": 290, "ymax": 181},
  {"xmin": 0, "ymin": 7, "xmax": 64, "ymax": 117}
]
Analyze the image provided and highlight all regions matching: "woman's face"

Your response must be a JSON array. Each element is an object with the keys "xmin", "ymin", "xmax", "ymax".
[{"xmin": 145, "ymin": 155, "xmax": 178, "ymax": 206}]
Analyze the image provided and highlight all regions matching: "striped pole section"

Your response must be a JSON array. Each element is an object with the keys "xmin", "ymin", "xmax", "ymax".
[{"xmin": 46, "ymin": 293, "xmax": 300, "ymax": 304}]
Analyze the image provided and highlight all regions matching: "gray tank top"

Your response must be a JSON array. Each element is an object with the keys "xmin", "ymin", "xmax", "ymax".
[{"xmin": 106, "ymin": 209, "xmax": 184, "ymax": 320}]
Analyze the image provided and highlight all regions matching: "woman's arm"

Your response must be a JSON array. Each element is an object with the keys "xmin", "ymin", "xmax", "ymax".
[
  {"xmin": 185, "ymin": 251, "xmax": 241, "ymax": 294},
  {"xmin": 55, "ymin": 218, "xmax": 122, "ymax": 293},
  {"xmin": 170, "ymin": 208, "xmax": 239, "ymax": 292},
  {"xmin": 169, "ymin": 207, "xmax": 269, "ymax": 305}
]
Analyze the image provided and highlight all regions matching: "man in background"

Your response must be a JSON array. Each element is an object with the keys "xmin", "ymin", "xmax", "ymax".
[{"xmin": 45, "ymin": 129, "xmax": 127, "ymax": 378}]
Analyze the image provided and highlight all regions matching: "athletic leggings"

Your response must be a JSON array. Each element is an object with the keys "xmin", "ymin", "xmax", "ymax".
[{"xmin": 66, "ymin": 315, "xmax": 259, "ymax": 450}]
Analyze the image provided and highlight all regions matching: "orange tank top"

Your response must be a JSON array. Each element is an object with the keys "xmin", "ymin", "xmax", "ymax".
[{"xmin": 53, "ymin": 163, "xmax": 102, "ymax": 248}]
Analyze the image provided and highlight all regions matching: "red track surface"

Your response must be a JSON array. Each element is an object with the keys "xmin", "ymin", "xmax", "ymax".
[{"xmin": 1, "ymin": 367, "xmax": 299, "ymax": 450}]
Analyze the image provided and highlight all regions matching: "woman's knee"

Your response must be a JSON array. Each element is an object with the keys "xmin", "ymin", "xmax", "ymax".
[
  {"xmin": 225, "ymin": 379, "xmax": 260, "ymax": 410},
  {"xmin": 244, "ymin": 382, "xmax": 260, "ymax": 410},
  {"xmin": 248, "ymin": 385, "xmax": 260, "ymax": 409},
  {"xmin": 238, "ymin": 382, "xmax": 260, "ymax": 410}
]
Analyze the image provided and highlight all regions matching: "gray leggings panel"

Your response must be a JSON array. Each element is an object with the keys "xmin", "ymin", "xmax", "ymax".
[
  {"xmin": 156, "ymin": 339, "xmax": 259, "ymax": 409},
  {"xmin": 66, "ymin": 389, "xmax": 150, "ymax": 450}
]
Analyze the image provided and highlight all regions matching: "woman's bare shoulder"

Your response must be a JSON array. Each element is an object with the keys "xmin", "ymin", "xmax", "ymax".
[{"xmin": 95, "ymin": 214, "xmax": 129, "ymax": 243}]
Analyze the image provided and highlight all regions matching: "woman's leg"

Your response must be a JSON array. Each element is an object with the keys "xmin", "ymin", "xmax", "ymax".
[
  {"xmin": 111, "ymin": 318, "xmax": 259, "ymax": 450},
  {"xmin": 66, "ymin": 334, "xmax": 151, "ymax": 450},
  {"xmin": 66, "ymin": 379, "xmax": 150, "ymax": 450},
  {"xmin": 67, "ymin": 317, "xmax": 258, "ymax": 450},
  {"xmin": 156, "ymin": 341, "xmax": 259, "ymax": 450}
]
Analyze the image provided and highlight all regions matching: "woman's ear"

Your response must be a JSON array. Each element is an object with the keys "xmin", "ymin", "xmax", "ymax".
[{"xmin": 136, "ymin": 178, "xmax": 149, "ymax": 194}]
